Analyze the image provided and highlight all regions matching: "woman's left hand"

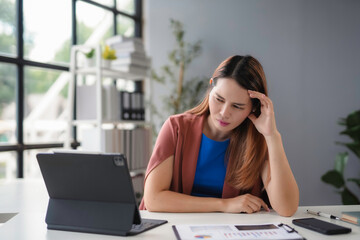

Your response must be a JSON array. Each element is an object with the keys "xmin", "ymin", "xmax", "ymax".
[{"xmin": 247, "ymin": 90, "xmax": 278, "ymax": 137}]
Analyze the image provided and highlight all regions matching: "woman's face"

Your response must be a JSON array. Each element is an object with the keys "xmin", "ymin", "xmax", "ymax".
[{"xmin": 208, "ymin": 77, "xmax": 253, "ymax": 139}]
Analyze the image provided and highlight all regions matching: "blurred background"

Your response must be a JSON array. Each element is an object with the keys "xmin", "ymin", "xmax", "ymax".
[{"xmin": 0, "ymin": 0, "xmax": 359, "ymax": 206}]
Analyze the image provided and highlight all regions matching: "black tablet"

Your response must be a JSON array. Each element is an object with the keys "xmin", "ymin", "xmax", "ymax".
[
  {"xmin": 37, "ymin": 151, "xmax": 167, "ymax": 236},
  {"xmin": 292, "ymin": 217, "xmax": 351, "ymax": 235}
]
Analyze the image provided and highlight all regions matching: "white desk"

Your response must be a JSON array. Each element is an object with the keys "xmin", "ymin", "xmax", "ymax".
[{"xmin": 0, "ymin": 179, "xmax": 359, "ymax": 239}]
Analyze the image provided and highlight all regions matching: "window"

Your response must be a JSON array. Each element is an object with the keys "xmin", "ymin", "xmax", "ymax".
[
  {"xmin": 24, "ymin": 67, "xmax": 69, "ymax": 144},
  {"xmin": 0, "ymin": 0, "xmax": 17, "ymax": 57},
  {"xmin": 0, "ymin": 63, "xmax": 16, "ymax": 145},
  {"xmin": 117, "ymin": 14, "xmax": 135, "ymax": 37},
  {"xmin": 76, "ymin": 1, "xmax": 114, "ymax": 45},
  {"xmin": 0, "ymin": 0, "xmax": 143, "ymax": 179},
  {"xmin": 117, "ymin": 0, "xmax": 135, "ymax": 15},
  {"xmin": 23, "ymin": 0, "xmax": 72, "ymax": 64}
]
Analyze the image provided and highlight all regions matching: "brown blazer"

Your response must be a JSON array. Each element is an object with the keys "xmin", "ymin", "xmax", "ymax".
[{"xmin": 139, "ymin": 113, "xmax": 264, "ymax": 210}]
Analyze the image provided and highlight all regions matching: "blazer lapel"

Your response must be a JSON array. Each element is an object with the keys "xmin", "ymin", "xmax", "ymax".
[{"xmin": 181, "ymin": 114, "xmax": 206, "ymax": 195}]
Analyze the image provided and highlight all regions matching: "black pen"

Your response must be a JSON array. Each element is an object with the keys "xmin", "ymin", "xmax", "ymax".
[{"xmin": 306, "ymin": 209, "xmax": 340, "ymax": 220}]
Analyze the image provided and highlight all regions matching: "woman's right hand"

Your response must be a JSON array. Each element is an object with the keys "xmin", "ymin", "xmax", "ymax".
[{"xmin": 221, "ymin": 194, "xmax": 270, "ymax": 213}]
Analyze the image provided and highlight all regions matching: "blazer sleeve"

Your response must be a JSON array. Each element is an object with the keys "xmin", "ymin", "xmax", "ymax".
[
  {"xmin": 139, "ymin": 117, "xmax": 180, "ymax": 210},
  {"xmin": 143, "ymin": 117, "xmax": 178, "ymax": 182}
]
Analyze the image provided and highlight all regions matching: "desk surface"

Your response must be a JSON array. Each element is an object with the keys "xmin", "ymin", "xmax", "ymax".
[{"xmin": 0, "ymin": 179, "xmax": 359, "ymax": 239}]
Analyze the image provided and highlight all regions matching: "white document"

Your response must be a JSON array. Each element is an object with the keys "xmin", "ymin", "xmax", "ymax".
[{"xmin": 172, "ymin": 223, "xmax": 305, "ymax": 240}]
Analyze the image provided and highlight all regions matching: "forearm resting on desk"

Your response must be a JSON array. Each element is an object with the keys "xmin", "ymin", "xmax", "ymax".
[
  {"xmin": 144, "ymin": 190, "xmax": 224, "ymax": 212},
  {"xmin": 143, "ymin": 156, "xmax": 224, "ymax": 212},
  {"xmin": 144, "ymin": 190, "xmax": 269, "ymax": 213},
  {"xmin": 143, "ymin": 156, "xmax": 269, "ymax": 213}
]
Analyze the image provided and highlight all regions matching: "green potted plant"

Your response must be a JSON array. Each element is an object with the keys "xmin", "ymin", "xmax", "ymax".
[
  {"xmin": 321, "ymin": 109, "xmax": 360, "ymax": 204},
  {"xmin": 102, "ymin": 45, "xmax": 117, "ymax": 68},
  {"xmin": 151, "ymin": 19, "xmax": 207, "ymax": 135},
  {"xmin": 81, "ymin": 48, "xmax": 95, "ymax": 67}
]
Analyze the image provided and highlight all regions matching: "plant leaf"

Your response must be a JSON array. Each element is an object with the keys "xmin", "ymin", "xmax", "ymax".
[
  {"xmin": 168, "ymin": 50, "xmax": 177, "ymax": 63},
  {"xmin": 341, "ymin": 142, "xmax": 360, "ymax": 159},
  {"xmin": 84, "ymin": 48, "xmax": 94, "ymax": 58},
  {"xmin": 344, "ymin": 110, "xmax": 360, "ymax": 129},
  {"xmin": 321, "ymin": 170, "xmax": 345, "ymax": 188},
  {"xmin": 341, "ymin": 187, "xmax": 360, "ymax": 205},
  {"xmin": 151, "ymin": 69, "xmax": 165, "ymax": 84},
  {"xmin": 338, "ymin": 117, "xmax": 347, "ymax": 126},
  {"xmin": 334, "ymin": 152, "xmax": 348, "ymax": 175},
  {"xmin": 161, "ymin": 65, "xmax": 174, "ymax": 79},
  {"xmin": 347, "ymin": 178, "xmax": 360, "ymax": 188},
  {"xmin": 340, "ymin": 125, "xmax": 360, "ymax": 142}
]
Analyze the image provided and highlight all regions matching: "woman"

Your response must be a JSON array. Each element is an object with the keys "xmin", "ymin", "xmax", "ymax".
[{"xmin": 140, "ymin": 55, "xmax": 299, "ymax": 217}]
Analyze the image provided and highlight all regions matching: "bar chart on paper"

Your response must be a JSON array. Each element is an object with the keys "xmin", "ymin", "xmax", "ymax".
[{"xmin": 172, "ymin": 223, "xmax": 305, "ymax": 240}]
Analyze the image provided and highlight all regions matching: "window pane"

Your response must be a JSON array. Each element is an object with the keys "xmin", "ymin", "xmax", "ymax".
[
  {"xmin": 0, "ymin": 62, "xmax": 16, "ymax": 144},
  {"xmin": 0, "ymin": 151, "xmax": 16, "ymax": 180},
  {"xmin": 76, "ymin": 2, "xmax": 113, "ymax": 45},
  {"xmin": 23, "ymin": 0, "xmax": 71, "ymax": 64},
  {"xmin": 117, "ymin": 0, "xmax": 135, "ymax": 15},
  {"xmin": 24, "ymin": 67, "xmax": 69, "ymax": 144},
  {"xmin": 0, "ymin": 0, "xmax": 16, "ymax": 56},
  {"xmin": 92, "ymin": 0, "xmax": 113, "ymax": 7},
  {"xmin": 24, "ymin": 148, "xmax": 52, "ymax": 178},
  {"xmin": 117, "ymin": 15, "xmax": 135, "ymax": 37}
]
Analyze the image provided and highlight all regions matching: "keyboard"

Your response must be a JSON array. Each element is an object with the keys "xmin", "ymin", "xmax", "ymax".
[{"xmin": 129, "ymin": 218, "xmax": 168, "ymax": 235}]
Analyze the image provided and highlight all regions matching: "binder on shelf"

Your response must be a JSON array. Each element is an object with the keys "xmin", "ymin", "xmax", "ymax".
[
  {"xmin": 119, "ymin": 91, "xmax": 145, "ymax": 121},
  {"xmin": 81, "ymin": 128, "xmax": 113, "ymax": 153},
  {"xmin": 131, "ymin": 92, "xmax": 143, "ymax": 121},
  {"xmin": 139, "ymin": 92, "xmax": 145, "ymax": 120},
  {"xmin": 135, "ymin": 92, "xmax": 145, "ymax": 121},
  {"xmin": 76, "ymin": 86, "xmax": 145, "ymax": 122},
  {"xmin": 103, "ymin": 84, "xmax": 120, "ymax": 121},
  {"xmin": 76, "ymin": 84, "xmax": 108, "ymax": 120},
  {"xmin": 77, "ymin": 84, "xmax": 122, "ymax": 122},
  {"xmin": 120, "ymin": 91, "xmax": 131, "ymax": 120},
  {"xmin": 76, "ymin": 84, "xmax": 97, "ymax": 120}
]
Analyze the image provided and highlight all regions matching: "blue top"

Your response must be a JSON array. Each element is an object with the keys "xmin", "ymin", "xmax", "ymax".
[{"xmin": 191, "ymin": 133, "xmax": 229, "ymax": 198}]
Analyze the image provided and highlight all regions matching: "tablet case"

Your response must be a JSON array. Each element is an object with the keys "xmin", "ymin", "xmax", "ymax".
[{"xmin": 37, "ymin": 152, "xmax": 162, "ymax": 236}]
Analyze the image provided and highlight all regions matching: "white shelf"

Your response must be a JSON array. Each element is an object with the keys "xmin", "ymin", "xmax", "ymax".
[
  {"xmin": 72, "ymin": 119, "xmax": 149, "ymax": 126},
  {"xmin": 75, "ymin": 67, "xmax": 146, "ymax": 80},
  {"xmin": 65, "ymin": 43, "xmax": 150, "ymax": 150}
]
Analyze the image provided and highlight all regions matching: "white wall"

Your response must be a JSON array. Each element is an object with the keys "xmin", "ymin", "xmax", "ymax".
[{"xmin": 144, "ymin": 0, "xmax": 360, "ymax": 206}]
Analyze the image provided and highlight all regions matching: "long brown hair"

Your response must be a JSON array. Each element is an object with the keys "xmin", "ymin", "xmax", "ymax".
[{"xmin": 187, "ymin": 55, "xmax": 268, "ymax": 190}]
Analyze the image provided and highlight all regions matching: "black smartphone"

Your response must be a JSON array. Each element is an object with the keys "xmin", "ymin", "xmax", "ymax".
[{"xmin": 292, "ymin": 218, "xmax": 351, "ymax": 235}]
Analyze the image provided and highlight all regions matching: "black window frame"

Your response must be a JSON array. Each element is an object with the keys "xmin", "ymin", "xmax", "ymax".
[{"xmin": 0, "ymin": 0, "xmax": 143, "ymax": 178}]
